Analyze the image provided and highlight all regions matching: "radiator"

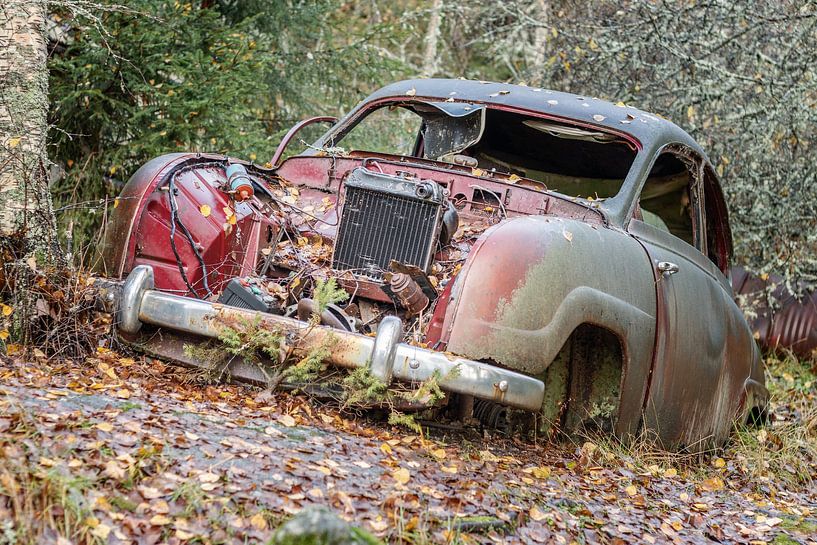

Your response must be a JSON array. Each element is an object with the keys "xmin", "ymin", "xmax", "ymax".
[{"xmin": 332, "ymin": 168, "xmax": 446, "ymax": 280}]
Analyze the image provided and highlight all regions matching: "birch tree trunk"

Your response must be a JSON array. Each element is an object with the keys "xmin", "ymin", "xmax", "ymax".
[
  {"xmin": 422, "ymin": 0, "xmax": 443, "ymax": 77},
  {"xmin": 528, "ymin": 0, "xmax": 549, "ymax": 85},
  {"xmin": 0, "ymin": 0, "xmax": 58, "ymax": 258}
]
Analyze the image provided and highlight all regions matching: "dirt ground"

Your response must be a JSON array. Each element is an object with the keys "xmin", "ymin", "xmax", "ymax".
[{"xmin": 0, "ymin": 350, "xmax": 815, "ymax": 545}]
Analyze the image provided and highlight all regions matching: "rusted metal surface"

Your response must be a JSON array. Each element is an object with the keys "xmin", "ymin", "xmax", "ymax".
[
  {"xmin": 732, "ymin": 266, "xmax": 817, "ymax": 359},
  {"xmin": 101, "ymin": 153, "xmax": 280, "ymax": 296},
  {"xmin": 101, "ymin": 78, "xmax": 770, "ymax": 449},
  {"xmin": 387, "ymin": 272, "xmax": 429, "ymax": 316},
  {"xmin": 438, "ymin": 217, "xmax": 656, "ymax": 438},
  {"xmin": 630, "ymin": 221, "xmax": 763, "ymax": 446},
  {"xmin": 269, "ymin": 115, "xmax": 338, "ymax": 167}
]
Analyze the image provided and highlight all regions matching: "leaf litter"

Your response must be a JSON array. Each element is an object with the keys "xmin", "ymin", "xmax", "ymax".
[{"xmin": 0, "ymin": 352, "xmax": 814, "ymax": 544}]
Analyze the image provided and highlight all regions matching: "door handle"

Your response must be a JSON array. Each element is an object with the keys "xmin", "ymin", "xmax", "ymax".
[{"xmin": 657, "ymin": 261, "xmax": 679, "ymax": 276}]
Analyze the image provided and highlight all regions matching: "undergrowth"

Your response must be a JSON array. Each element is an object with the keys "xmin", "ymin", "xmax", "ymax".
[
  {"xmin": 727, "ymin": 352, "xmax": 817, "ymax": 486},
  {"xmin": 575, "ymin": 352, "xmax": 817, "ymax": 489},
  {"xmin": 311, "ymin": 277, "xmax": 348, "ymax": 317}
]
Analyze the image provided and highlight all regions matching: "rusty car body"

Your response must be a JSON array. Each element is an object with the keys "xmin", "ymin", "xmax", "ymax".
[{"xmin": 100, "ymin": 79, "xmax": 768, "ymax": 448}]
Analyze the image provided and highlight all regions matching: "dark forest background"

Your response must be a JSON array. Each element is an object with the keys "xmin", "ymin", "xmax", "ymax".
[{"xmin": 48, "ymin": 0, "xmax": 817, "ymax": 280}]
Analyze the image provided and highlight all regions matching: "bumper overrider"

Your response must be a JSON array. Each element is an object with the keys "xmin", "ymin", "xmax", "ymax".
[{"xmin": 115, "ymin": 266, "xmax": 545, "ymax": 411}]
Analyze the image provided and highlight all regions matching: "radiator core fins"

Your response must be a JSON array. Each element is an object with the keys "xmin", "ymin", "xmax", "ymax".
[{"xmin": 332, "ymin": 168, "xmax": 445, "ymax": 280}]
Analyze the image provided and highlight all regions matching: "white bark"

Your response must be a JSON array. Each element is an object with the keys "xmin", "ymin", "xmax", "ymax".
[
  {"xmin": 422, "ymin": 0, "xmax": 443, "ymax": 77},
  {"xmin": 0, "ymin": 0, "xmax": 57, "ymax": 252},
  {"xmin": 528, "ymin": 0, "xmax": 549, "ymax": 85}
]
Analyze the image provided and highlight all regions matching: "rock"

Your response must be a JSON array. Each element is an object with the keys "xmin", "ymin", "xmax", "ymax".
[{"xmin": 269, "ymin": 507, "xmax": 383, "ymax": 545}]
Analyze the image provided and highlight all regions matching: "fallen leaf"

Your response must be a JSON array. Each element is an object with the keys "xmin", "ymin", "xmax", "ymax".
[
  {"xmin": 278, "ymin": 414, "xmax": 296, "ymax": 427},
  {"xmin": 593, "ymin": 114, "xmax": 606, "ymax": 122},
  {"xmin": 150, "ymin": 514, "xmax": 172, "ymax": 526},
  {"xmin": 138, "ymin": 485, "xmax": 163, "ymax": 499},
  {"xmin": 115, "ymin": 388, "xmax": 131, "ymax": 399},
  {"xmin": 250, "ymin": 512, "xmax": 268, "ymax": 530},
  {"xmin": 39, "ymin": 457, "xmax": 57, "ymax": 467},
  {"xmin": 406, "ymin": 88, "xmax": 417, "ymax": 97},
  {"xmin": 392, "ymin": 467, "xmax": 411, "ymax": 485},
  {"xmin": 176, "ymin": 529, "xmax": 195, "ymax": 540},
  {"xmin": 198, "ymin": 472, "xmax": 219, "ymax": 483},
  {"xmin": 701, "ymin": 476, "xmax": 724, "ymax": 492},
  {"xmin": 430, "ymin": 448, "xmax": 446, "ymax": 460},
  {"xmin": 530, "ymin": 505, "xmax": 547, "ymax": 521},
  {"xmin": 369, "ymin": 518, "xmax": 389, "ymax": 532},
  {"xmin": 91, "ymin": 523, "xmax": 111, "ymax": 539},
  {"xmin": 104, "ymin": 460, "xmax": 126, "ymax": 480},
  {"xmin": 625, "ymin": 484, "xmax": 638, "ymax": 496},
  {"xmin": 530, "ymin": 466, "xmax": 551, "ymax": 479},
  {"xmin": 151, "ymin": 500, "xmax": 170, "ymax": 514},
  {"xmin": 713, "ymin": 457, "xmax": 726, "ymax": 469},
  {"xmin": 95, "ymin": 422, "xmax": 114, "ymax": 433},
  {"xmin": 199, "ymin": 204, "xmax": 211, "ymax": 217},
  {"xmin": 479, "ymin": 450, "xmax": 499, "ymax": 462}
]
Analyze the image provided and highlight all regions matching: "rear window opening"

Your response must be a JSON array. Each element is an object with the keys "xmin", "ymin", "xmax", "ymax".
[{"xmin": 327, "ymin": 100, "xmax": 638, "ymax": 200}]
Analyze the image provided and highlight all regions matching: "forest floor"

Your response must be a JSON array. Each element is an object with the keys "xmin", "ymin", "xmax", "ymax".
[{"xmin": 0, "ymin": 348, "xmax": 815, "ymax": 545}]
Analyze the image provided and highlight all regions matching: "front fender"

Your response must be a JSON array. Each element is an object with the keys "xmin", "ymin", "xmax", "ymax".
[{"xmin": 441, "ymin": 216, "xmax": 658, "ymax": 433}]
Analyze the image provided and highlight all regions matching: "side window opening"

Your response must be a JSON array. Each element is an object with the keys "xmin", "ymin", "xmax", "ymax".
[
  {"xmin": 636, "ymin": 149, "xmax": 700, "ymax": 248},
  {"xmin": 338, "ymin": 105, "xmax": 424, "ymax": 156}
]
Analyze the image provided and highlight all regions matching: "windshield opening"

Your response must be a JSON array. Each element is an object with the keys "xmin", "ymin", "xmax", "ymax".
[{"xmin": 325, "ymin": 100, "xmax": 638, "ymax": 199}]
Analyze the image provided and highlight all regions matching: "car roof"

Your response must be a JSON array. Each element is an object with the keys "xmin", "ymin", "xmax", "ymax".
[{"xmin": 363, "ymin": 78, "xmax": 701, "ymax": 153}]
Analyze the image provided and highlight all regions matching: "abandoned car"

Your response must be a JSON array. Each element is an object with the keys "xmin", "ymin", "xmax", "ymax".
[{"xmin": 100, "ymin": 79, "xmax": 768, "ymax": 448}]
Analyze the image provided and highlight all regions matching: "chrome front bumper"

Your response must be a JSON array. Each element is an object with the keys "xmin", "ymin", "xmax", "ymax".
[{"xmin": 117, "ymin": 266, "xmax": 545, "ymax": 411}]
